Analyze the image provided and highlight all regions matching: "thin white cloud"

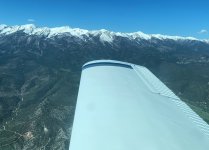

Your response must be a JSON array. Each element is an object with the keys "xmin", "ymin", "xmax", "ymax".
[
  {"xmin": 198, "ymin": 29, "xmax": 208, "ymax": 34},
  {"xmin": 27, "ymin": 19, "xmax": 35, "ymax": 22}
]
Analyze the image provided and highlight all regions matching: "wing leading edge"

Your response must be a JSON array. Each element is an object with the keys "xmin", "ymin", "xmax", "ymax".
[{"xmin": 70, "ymin": 60, "xmax": 209, "ymax": 150}]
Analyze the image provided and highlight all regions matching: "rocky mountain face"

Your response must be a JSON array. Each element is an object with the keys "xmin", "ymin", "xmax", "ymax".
[{"xmin": 0, "ymin": 24, "xmax": 209, "ymax": 150}]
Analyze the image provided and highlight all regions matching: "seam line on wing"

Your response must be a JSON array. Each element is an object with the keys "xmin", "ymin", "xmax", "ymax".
[
  {"xmin": 132, "ymin": 64, "xmax": 209, "ymax": 138},
  {"xmin": 132, "ymin": 65, "xmax": 179, "ymax": 100}
]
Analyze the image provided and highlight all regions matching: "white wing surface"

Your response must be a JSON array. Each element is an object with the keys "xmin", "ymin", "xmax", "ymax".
[{"xmin": 70, "ymin": 60, "xmax": 209, "ymax": 150}]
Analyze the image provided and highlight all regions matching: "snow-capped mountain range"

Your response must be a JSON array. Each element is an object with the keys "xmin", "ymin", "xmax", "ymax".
[{"xmin": 0, "ymin": 24, "xmax": 208, "ymax": 43}]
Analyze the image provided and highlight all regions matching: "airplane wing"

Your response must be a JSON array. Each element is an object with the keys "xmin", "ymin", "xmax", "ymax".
[{"xmin": 69, "ymin": 60, "xmax": 209, "ymax": 150}]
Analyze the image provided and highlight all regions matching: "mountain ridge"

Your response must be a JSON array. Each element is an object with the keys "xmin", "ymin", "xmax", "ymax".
[{"xmin": 0, "ymin": 24, "xmax": 208, "ymax": 43}]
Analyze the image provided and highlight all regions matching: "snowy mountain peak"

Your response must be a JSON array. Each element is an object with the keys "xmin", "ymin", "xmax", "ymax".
[
  {"xmin": 20, "ymin": 24, "xmax": 36, "ymax": 29},
  {"xmin": 19, "ymin": 24, "xmax": 36, "ymax": 34},
  {"xmin": 129, "ymin": 31, "xmax": 151, "ymax": 40},
  {"xmin": 99, "ymin": 29, "xmax": 110, "ymax": 33},
  {"xmin": 0, "ymin": 24, "xmax": 207, "ymax": 43},
  {"xmin": 0, "ymin": 24, "xmax": 7, "ymax": 30}
]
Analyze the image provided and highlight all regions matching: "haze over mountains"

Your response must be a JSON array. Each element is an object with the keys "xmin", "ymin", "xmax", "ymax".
[{"xmin": 0, "ymin": 24, "xmax": 209, "ymax": 150}]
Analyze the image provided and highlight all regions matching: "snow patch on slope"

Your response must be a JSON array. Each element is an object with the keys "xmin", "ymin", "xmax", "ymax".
[
  {"xmin": 91, "ymin": 29, "xmax": 115, "ymax": 43},
  {"xmin": 151, "ymin": 34, "xmax": 198, "ymax": 41}
]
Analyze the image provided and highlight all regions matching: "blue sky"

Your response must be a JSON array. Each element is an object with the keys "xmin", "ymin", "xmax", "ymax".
[{"xmin": 0, "ymin": 0, "xmax": 209, "ymax": 39}]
